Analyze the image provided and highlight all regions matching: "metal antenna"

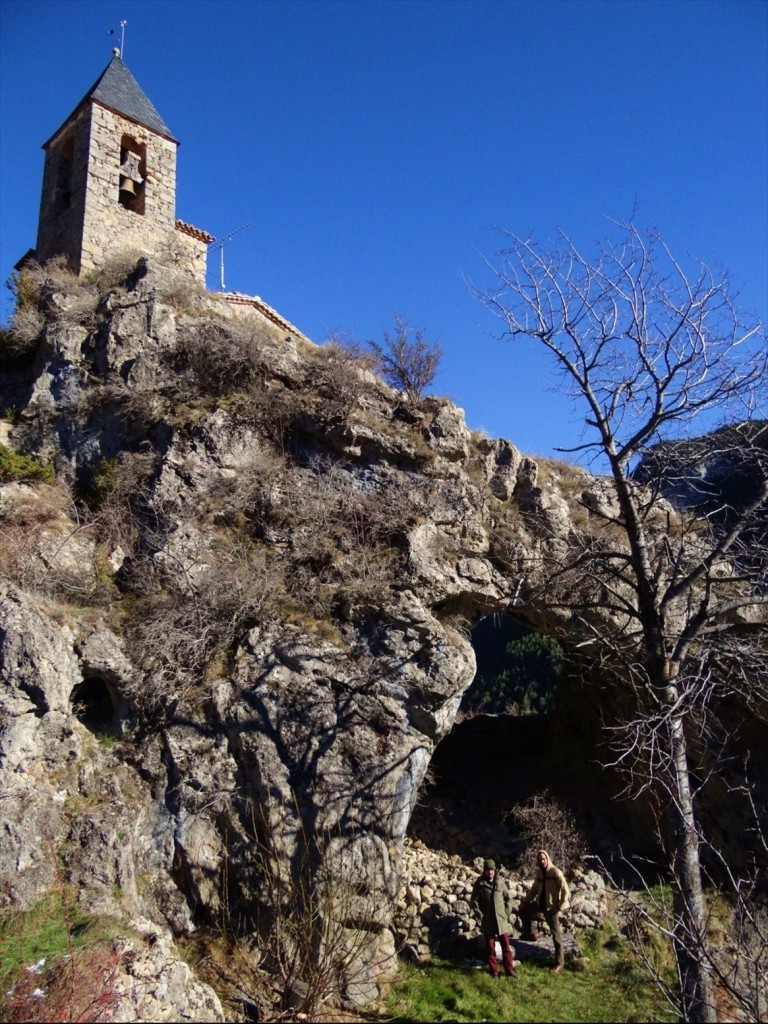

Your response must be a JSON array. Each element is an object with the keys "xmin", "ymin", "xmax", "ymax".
[
  {"xmin": 120, "ymin": 20, "xmax": 127, "ymax": 59},
  {"xmin": 208, "ymin": 222, "xmax": 252, "ymax": 291}
]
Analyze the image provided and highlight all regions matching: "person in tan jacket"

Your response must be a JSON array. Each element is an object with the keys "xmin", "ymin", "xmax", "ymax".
[{"xmin": 518, "ymin": 849, "xmax": 571, "ymax": 972}]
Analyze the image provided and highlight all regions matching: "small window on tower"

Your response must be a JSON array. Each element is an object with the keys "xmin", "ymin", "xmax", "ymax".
[
  {"xmin": 55, "ymin": 132, "xmax": 74, "ymax": 214},
  {"xmin": 118, "ymin": 135, "xmax": 146, "ymax": 214}
]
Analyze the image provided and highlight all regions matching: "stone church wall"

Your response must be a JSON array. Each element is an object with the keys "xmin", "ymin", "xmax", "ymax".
[
  {"xmin": 80, "ymin": 104, "xmax": 177, "ymax": 272},
  {"xmin": 35, "ymin": 109, "xmax": 91, "ymax": 267},
  {"xmin": 35, "ymin": 101, "xmax": 208, "ymax": 284},
  {"xmin": 172, "ymin": 222, "xmax": 211, "ymax": 283}
]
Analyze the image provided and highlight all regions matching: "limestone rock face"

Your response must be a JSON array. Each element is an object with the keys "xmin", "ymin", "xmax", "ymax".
[
  {"xmin": 4, "ymin": 257, "xmax": 755, "ymax": 1013},
  {"xmin": 108, "ymin": 922, "xmax": 226, "ymax": 1023}
]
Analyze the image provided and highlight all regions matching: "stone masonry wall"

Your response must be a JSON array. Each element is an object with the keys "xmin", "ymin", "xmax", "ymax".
[
  {"xmin": 395, "ymin": 837, "xmax": 608, "ymax": 964},
  {"xmin": 36, "ymin": 102, "xmax": 201, "ymax": 280},
  {"xmin": 36, "ymin": 110, "xmax": 91, "ymax": 266},
  {"xmin": 172, "ymin": 224, "xmax": 210, "ymax": 283},
  {"xmin": 80, "ymin": 103, "xmax": 178, "ymax": 273}
]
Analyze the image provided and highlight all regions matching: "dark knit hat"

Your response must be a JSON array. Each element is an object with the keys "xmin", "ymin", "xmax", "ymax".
[{"xmin": 484, "ymin": 858, "xmax": 496, "ymax": 870}]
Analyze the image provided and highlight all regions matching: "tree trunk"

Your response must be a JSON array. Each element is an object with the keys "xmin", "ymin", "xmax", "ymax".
[{"xmin": 667, "ymin": 707, "xmax": 717, "ymax": 1022}]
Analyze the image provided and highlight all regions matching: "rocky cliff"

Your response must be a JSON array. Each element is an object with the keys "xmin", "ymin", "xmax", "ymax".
[{"xmin": 0, "ymin": 256, "xmax": 756, "ymax": 1016}]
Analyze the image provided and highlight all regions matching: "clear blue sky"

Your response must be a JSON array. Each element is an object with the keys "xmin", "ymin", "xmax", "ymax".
[{"xmin": 1, "ymin": 0, "xmax": 766, "ymax": 459}]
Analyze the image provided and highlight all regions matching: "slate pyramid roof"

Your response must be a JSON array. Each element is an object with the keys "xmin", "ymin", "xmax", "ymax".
[{"xmin": 46, "ymin": 53, "xmax": 178, "ymax": 145}]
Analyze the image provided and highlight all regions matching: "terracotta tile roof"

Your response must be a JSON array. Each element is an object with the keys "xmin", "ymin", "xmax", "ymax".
[
  {"xmin": 175, "ymin": 220, "xmax": 215, "ymax": 244},
  {"xmin": 219, "ymin": 292, "xmax": 310, "ymax": 341}
]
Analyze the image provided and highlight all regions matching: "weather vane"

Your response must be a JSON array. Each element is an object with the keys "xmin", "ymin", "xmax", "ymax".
[{"xmin": 108, "ymin": 19, "xmax": 127, "ymax": 58}]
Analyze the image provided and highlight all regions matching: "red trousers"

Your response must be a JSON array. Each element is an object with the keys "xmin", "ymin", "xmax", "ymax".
[{"xmin": 484, "ymin": 932, "xmax": 515, "ymax": 976}]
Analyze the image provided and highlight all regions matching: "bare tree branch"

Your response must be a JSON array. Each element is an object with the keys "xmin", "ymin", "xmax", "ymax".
[{"xmin": 475, "ymin": 219, "xmax": 768, "ymax": 1023}]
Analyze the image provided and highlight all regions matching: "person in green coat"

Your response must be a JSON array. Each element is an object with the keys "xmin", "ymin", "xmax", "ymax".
[{"xmin": 469, "ymin": 858, "xmax": 517, "ymax": 978}]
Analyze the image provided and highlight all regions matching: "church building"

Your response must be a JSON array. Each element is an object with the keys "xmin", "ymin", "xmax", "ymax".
[{"xmin": 31, "ymin": 49, "xmax": 213, "ymax": 282}]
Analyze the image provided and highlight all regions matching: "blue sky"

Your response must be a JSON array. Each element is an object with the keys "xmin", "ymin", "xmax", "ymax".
[{"xmin": 1, "ymin": 0, "xmax": 766, "ymax": 460}]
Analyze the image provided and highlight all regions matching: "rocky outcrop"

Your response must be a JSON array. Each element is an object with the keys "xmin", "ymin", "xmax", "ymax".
[
  {"xmin": 100, "ymin": 921, "xmax": 226, "ymax": 1023},
  {"xmin": 633, "ymin": 420, "xmax": 768, "ymax": 513},
  {"xmin": 1, "ymin": 256, "xmax": 761, "ymax": 1015}
]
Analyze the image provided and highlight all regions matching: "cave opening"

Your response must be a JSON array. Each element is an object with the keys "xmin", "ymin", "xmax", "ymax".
[
  {"xmin": 409, "ymin": 611, "xmax": 664, "ymax": 873},
  {"xmin": 70, "ymin": 675, "xmax": 119, "ymax": 738},
  {"xmin": 459, "ymin": 613, "xmax": 563, "ymax": 719},
  {"xmin": 408, "ymin": 612, "xmax": 570, "ymax": 866}
]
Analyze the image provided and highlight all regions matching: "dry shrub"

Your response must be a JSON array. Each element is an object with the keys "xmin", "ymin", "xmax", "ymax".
[
  {"xmin": 311, "ymin": 338, "xmax": 380, "ymax": 423},
  {"xmin": 245, "ymin": 796, "xmax": 394, "ymax": 1018},
  {"xmin": 15, "ymin": 256, "xmax": 99, "ymax": 329},
  {"xmin": 508, "ymin": 790, "xmax": 587, "ymax": 873},
  {"xmin": 0, "ymin": 480, "xmax": 102, "ymax": 600},
  {"xmin": 56, "ymin": 287, "xmax": 99, "ymax": 330},
  {"xmin": 127, "ymin": 537, "xmax": 280, "ymax": 714},
  {"xmin": 272, "ymin": 459, "xmax": 413, "ymax": 605},
  {"xmin": 207, "ymin": 447, "xmax": 289, "ymax": 535},
  {"xmin": 2, "ymin": 944, "xmax": 121, "ymax": 1024},
  {"xmin": 175, "ymin": 319, "xmax": 271, "ymax": 395},
  {"xmin": 3, "ymin": 255, "xmax": 105, "ymax": 369},
  {"xmin": 187, "ymin": 813, "xmax": 395, "ymax": 1020},
  {"xmin": 4, "ymin": 263, "xmax": 51, "ymax": 356},
  {"xmin": 156, "ymin": 274, "xmax": 206, "ymax": 314},
  {"xmin": 15, "ymin": 256, "xmax": 77, "ymax": 300},
  {"xmin": 0, "ymin": 523, "xmax": 113, "ymax": 604},
  {"xmin": 89, "ymin": 250, "xmax": 142, "ymax": 293},
  {"xmin": 367, "ymin": 314, "xmax": 442, "ymax": 403},
  {"xmin": 83, "ymin": 451, "xmax": 157, "ymax": 557},
  {"xmin": 74, "ymin": 376, "xmax": 167, "ymax": 434},
  {"xmin": 0, "ymin": 458, "xmax": 151, "ymax": 604},
  {"xmin": 6, "ymin": 303, "xmax": 45, "ymax": 349}
]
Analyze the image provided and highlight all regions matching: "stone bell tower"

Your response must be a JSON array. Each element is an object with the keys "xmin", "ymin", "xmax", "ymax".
[{"xmin": 33, "ymin": 50, "xmax": 213, "ymax": 281}]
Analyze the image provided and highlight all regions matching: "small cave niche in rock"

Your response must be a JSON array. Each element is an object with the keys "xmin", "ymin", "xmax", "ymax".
[{"xmin": 70, "ymin": 676, "xmax": 119, "ymax": 738}]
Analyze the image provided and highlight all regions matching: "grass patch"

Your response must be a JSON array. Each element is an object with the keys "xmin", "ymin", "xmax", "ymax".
[
  {"xmin": 0, "ymin": 888, "xmax": 127, "ymax": 1023},
  {"xmin": 382, "ymin": 930, "xmax": 674, "ymax": 1023},
  {"xmin": 0, "ymin": 889, "xmax": 116, "ymax": 987}
]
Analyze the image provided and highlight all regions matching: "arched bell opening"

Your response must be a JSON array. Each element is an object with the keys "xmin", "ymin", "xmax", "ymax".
[{"xmin": 118, "ymin": 135, "xmax": 146, "ymax": 214}]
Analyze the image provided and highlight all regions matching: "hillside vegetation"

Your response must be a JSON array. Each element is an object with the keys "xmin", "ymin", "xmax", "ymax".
[{"xmin": 1, "ymin": 253, "xmax": 765, "ymax": 1022}]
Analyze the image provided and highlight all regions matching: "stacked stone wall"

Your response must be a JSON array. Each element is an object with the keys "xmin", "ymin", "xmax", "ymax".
[
  {"xmin": 80, "ymin": 104, "xmax": 178, "ymax": 273},
  {"xmin": 395, "ymin": 836, "xmax": 608, "ymax": 963},
  {"xmin": 172, "ymin": 226, "xmax": 210, "ymax": 284},
  {"xmin": 36, "ymin": 110, "xmax": 91, "ymax": 266}
]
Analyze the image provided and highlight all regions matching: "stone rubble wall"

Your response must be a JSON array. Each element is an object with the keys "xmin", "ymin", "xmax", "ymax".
[
  {"xmin": 80, "ymin": 104, "xmax": 177, "ymax": 273},
  {"xmin": 394, "ymin": 837, "xmax": 608, "ymax": 963},
  {"xmin": 36, "ymin": 100, "xmax": 208, "ymax": 284},
  {"xmin": 36, "ymin": 111, "xmax": 89, "ymax": 268}
]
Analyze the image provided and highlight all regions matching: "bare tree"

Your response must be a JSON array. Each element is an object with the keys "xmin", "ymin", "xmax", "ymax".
[
  {"xmin": 508, "ymin": 790, "xmax": 587, "ymax": 874},
  {"xmin": 475, "ymin": 221, "xmax": 768, "ymax": 1022},
  {"xmin": 367, "ymin": 314, "xmax": 442, "ymax": 403}
]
